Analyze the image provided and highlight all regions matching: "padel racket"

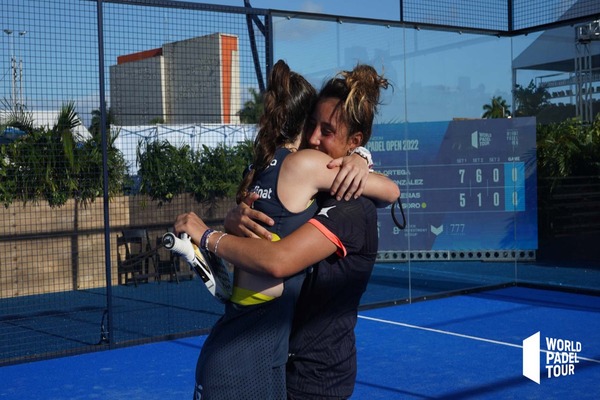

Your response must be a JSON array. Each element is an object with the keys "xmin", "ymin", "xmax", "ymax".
[{"xmin": 162, "ymin": 232, "xmax": 232, "ymax": 303}]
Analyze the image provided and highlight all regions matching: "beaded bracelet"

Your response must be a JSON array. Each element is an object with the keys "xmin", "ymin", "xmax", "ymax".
[
  {"xmin": 200, "ymin": 228, "xmax": 215, "ymax": 250},
  {"xmin": 205, "ymin": 230, "xmax": 218, "ymax": 251},
  {"xmin": 214, "ymin": 233, "xmax": 228, "ymax": 256},
  {"xmin": 350, "ymin": 146, "xmax": 374, "ymax": 169}
]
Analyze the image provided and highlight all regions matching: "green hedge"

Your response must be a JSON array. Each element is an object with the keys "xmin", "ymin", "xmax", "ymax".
[
  {"xmin": 136, "ymin": 139, "xmax": 253, "ymax": 206},
  {"xmin": 0, "ymin": 102, "xmax": 254, "ymax": 208},
  {"xmin": 537, "ymin": 115, "xmax": 600, "ymax": 179}
]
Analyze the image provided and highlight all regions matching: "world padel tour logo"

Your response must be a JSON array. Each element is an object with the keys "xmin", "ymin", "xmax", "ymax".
[
  {"xmin": 471, "ymin": 130, "xmax": 492, "ymax": 148},
  {"xmin": 522, "ymin": 332, "xmax": 582, "ymax": 383}
]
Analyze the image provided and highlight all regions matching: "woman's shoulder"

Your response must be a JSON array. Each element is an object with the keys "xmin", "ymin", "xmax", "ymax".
[
  {"xmin": 279, "ymin": 148, "xmax": 334, "ymax": 189},
  {"xmin": 288, "ymin": 148, "xmax": 330, "ymax": 163}
]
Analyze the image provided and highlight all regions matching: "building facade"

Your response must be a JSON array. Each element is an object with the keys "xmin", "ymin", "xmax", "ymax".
[{"xmin": 110, "ymin": 33, "xmax": 240, "ymax": 126}]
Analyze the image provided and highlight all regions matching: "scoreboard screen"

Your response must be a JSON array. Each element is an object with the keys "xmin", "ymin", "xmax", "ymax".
[{"xmin": 370, "ymin": 117, "xmax": 537, "ymax": 253}]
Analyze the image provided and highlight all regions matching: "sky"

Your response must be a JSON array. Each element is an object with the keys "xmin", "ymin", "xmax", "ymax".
[
  {"xmin": 1, "ymin": 1, "xmax": 393, "ymax": 126},
  {"xmin": 0, "ymin": 0, "xmax": 578, "ymax": 127},
  {"xmin": 184, "ymin": 0, "xmax": 401, "ymax": 20}
]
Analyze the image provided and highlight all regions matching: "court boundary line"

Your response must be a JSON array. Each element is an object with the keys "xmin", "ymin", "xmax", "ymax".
[{"xmin": 358, "ymin": 315, "xmax": 600, "ymax": 364}]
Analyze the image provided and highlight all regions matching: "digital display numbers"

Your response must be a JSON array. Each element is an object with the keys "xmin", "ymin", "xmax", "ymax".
[
  {"xmin": 400, "ymin": 162, "xmax": 525, "ymax": 212},
  {"xmin": 370, "ymin": 118, "xmax": 537, "ymax": 253}
]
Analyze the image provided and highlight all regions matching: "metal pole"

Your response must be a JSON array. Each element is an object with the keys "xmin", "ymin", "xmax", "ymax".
[
  {"xmin": 3, "ymin": 29, "xmax": 15, "ymax": 111},
  {"xmin": 96, "ymin": 0, "xmax": 114, "ymax": 347},
  {"xmin": 18, "ymin": 31, "xmax": 26, "ymax": 111}
]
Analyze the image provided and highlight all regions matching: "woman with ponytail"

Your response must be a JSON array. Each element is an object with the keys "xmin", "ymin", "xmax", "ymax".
[{"xmin": 181, "ymin": 61, "xmax": 398, "ymax": 400}]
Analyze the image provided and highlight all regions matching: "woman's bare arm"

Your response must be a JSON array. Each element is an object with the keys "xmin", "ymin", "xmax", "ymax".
[
  {"xmin": 285, "ymin": 149, "xmax": 399, "ymax": 205},
  {"xmin": 224, "ymin": 150, "xmax": 399, "ymax": 239},
  {"xmin": 175, "ymin": 211, "xmax": 337, "ymax": 278}
]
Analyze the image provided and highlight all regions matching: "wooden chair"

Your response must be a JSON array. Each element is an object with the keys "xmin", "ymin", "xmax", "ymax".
[{"xmin": 116, "ymin": 229, "xmax": 157, "ymax": 286}]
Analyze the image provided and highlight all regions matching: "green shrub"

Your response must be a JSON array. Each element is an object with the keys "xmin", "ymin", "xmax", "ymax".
[
  {"xmin": 137, "ymin": 140, "xmax": 194, "ymax": 205},
  {"xmin": 0, "ymin": 102, "xmax": 128, "ymax": 207},
  {"xmin": 537, "ymin": 115, "xmax": 600, "ymax": 178},
  {"xmin": 135, "ymin": 138, "xmax": 253, "ymax": 207},
  {"xmin": 190, "ymin": 141, "xmax": 253, "ymax": 204},
  {"xmin": 76, "ymin": 127, "xmax": 128, "ymax": 204}
]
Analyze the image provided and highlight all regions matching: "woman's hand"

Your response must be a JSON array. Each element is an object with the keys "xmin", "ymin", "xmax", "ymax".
[
  {"xmin": 174, "ymin": 211, "xmax": 210, "ymax": 245},
  {"xmin": 224, "ymin": 192, "xmax": 274, "ymax": 240},
  {"xmin": 327, "ymin": 153, "xmax": 370, "ymax": 201}
]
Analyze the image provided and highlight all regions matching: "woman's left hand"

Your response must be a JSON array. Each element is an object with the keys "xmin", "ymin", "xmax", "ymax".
[
  {"xmin": 327, "ymin": 153, "xmax": 370, "ymax": 200},
  {"xmin": 224, "ymin": 192, "xmax": 273, "ymax": 240}
]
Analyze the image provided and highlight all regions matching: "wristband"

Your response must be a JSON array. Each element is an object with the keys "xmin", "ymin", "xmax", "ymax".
[
  {"xmin": 350, "ymin": 146, "xmax": 374, "ymax": 170},
  {"xmin": 200, "ymin": 229, "xmax": 215, "ymax": 250}
]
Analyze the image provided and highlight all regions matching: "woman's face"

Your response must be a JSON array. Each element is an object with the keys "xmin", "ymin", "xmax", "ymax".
[{"xmin": 304, "ymin": 97, "xmax": 359, "ymax": 159}]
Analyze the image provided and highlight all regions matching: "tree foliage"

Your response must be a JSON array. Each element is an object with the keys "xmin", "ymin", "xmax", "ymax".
[
  {"xmin": 1, "ymin": 102, "xmax": 81, "ymax": 207},
  {"xmin": 0, "ymin": 98, "xmax": 34, "ymax": 133},
  {"xmin": 482, "ymin": 96, "xmax": 511, "ymax": 118},
  {"xmin": 237, "ymin": 88, "xmax": 264, "ymax": 123},
  {"xmin": 76, "ymin": 125, "xmax": 127, "ymax": 204},
  {"xmin": 0, "ymin": 102, "xmax": 127, "ymax": 207},
  {"xmin": 1, "ymin": 98, "xmax": 254, "ymax": 208},
  {"xmin": 89, "ymin": 107, "xmax": 118, "ymax": 136},
  {"xmin": 137, "ymin": 140, "xmax": 194, "ymax": 205},
  {"xmin": 537, "ymin": 115, "xmax": 600, "ymax": 178},
  {"xmin": 136, "ymin": 139, "xmax": 253, "ymax": 207},
  {"xmin": 190, "ymin": 141, "xmax": 253, "ymax": 205},
  {"xmin": 513, "ymin": 80, "xmax": 551, "ymax": 117}
]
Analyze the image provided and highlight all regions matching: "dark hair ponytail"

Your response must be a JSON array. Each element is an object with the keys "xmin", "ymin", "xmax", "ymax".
[{"xmin": 236, "ymin": 60, "xmax": 316, "ymax": 203}]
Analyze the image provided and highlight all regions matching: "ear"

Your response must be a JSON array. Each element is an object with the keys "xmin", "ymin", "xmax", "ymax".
[{"xmin": 348, "ymin": 131, "xmax": 364, "ymax": 150}]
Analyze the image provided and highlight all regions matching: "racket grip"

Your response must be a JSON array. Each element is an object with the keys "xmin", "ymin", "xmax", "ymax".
[
  {"xmin": 162, "ymin": 232, "xmax": 195, "ymax": 264},
  {"xmin": 162, "ymin": 232, "xmax": 231, "ymax": 303}
]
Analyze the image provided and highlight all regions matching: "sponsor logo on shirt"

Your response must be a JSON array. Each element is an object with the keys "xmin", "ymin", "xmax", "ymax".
[
  {"xmin": 251, "ymin": 184, "xmax": 273, "ymax": 200},
  {"xmin": 318, "ymin": 205, "xmax": 336, "ymax": 218}
]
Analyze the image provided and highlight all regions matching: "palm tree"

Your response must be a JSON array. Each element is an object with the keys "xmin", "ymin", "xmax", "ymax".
[
  {"xmin": 237, "ymin": 88, "xmax": 263, "ymax": 123},
  {"xmin": 482, "ymin": 96, "xmax": 511, "ymax": 118},
  {"xmin": 0, "ymin": 97, "xmax": 34, "ymax": 134},
  {"xmin": 537, "ymin": 116, "xmax": 600, "ymax": 178},
  {"xmin": 8, "ymin": 101, "xmax": 82, "ymax": 206},
  {"xmin": 54, "ymin": 101, "xmax": 82, "ymax": 168},
  {"xmin": 89, "ymin": 107, "xmax": 117, "ymax": 136}
]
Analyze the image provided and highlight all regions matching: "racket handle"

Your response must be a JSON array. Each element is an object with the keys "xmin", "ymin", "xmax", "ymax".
[
  {"xmin": 162, "ymin": 232, "xmax": 231, "ymax": 303},
  {"xmin": 162, "ymin": 232, "xmax": 195, "ymax": 264}
]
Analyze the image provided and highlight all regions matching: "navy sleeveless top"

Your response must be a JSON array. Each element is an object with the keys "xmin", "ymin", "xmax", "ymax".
[{"xmin": 249, "ymin": 147, "xmax": 318, "ymax": 238}]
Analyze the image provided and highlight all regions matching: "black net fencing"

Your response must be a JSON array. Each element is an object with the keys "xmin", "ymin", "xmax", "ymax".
[{"xmin": 1, "ymin": 0, "xmax": 599, "ymax": 366}]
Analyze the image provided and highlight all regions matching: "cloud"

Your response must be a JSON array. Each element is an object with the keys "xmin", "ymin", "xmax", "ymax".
[
  {"xmin": 301, "ymin": 0, "xmax": 323, "ymax": 13},
  {"xmin": 273, "ymin": 1, "xmax": 328, "ymax": 41}
]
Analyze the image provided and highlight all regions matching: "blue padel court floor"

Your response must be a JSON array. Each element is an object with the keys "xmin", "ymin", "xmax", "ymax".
[{"xmin": 1, "ymin": 285, "xmax": 598, "ymax": 399}]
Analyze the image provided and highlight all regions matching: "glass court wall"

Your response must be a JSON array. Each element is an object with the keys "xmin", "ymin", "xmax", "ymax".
[
  {"xmin": 1, "ymin": 0, "xmax": 598, "ymax": 365},
  {"xmin": 274, "ymin": 16, "xmax": 524, "ymax": 304}
]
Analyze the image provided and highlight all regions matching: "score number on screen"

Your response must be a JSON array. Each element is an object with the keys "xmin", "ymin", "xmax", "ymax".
[{"xmin": 456, "ymin": 162, "xmax": 525, "ymax": 212}]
